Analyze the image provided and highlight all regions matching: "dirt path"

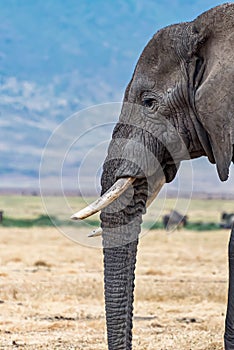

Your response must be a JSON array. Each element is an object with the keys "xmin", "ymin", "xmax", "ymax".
[{"xmin": 0, "ymin": 227, "xmax": 230, "ymax": 349}]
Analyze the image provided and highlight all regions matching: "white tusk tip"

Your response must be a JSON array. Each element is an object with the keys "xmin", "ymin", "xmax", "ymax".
[
  {"xmin": 88, "ymin": 227, "xmax": 103, "ymax": 238},
  {"xmin": 70, "ymin": 214, "xmax": 80, "ymax": 220}
]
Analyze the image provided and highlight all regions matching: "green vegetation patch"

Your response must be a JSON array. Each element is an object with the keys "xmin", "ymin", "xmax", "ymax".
[
  {"xmin": 0, "ymin": 215, "xmax": 222, "ymax": 231},
  {"xmin": 143, "ymin": 221, "xmax": 220, "ymax": 231},
  {"xmin": 186, "ymin": 222, "xmax": 220, "ymax": 231},
  {"xmin": 0, "ymin": 215, "xmax": 101, "ymax": 228},
  {"xmin": 1, "ymin": 215, "xmax": 54, "ymax": 228}
]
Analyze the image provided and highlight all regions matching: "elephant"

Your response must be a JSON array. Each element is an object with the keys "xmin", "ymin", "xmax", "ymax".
[
  {"xmin": 221, "ymin": 212, "xmax": 234, "ymax": 229},
  {"xmin": 72, "ymin": 3, "xmax": 234, "ymax": 349},
  {"xmin": 163, "ymin": 210, "xmax": 188, "ymax": 230}
]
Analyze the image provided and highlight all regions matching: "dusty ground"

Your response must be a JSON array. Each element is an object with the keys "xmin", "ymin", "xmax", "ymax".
[{"xmin": 0, "ymin": 226, "xmax": 230, "ymax": 349}]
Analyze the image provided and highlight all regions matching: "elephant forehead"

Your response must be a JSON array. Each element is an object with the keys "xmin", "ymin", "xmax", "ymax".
[
  {"xmin": 129, "ymin": 76, "xmax": 155, "ymax": 98},
  {"xmin": 130, "ymin": 30, "xmax": 183, "ymax": 96},
  {"xmin": 137, "ymin": 26, "xmax": 182, "ymax": 68}
]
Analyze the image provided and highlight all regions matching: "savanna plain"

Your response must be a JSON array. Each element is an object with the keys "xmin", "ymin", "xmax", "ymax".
[{"xmin": 0, "ymin": 195, "xmax": 233, "ymax": 349}]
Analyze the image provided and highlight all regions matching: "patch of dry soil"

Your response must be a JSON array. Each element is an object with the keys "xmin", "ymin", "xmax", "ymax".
[{"xmin": 0, "ymin": 227, "xmax": 230, "ymax": 349}]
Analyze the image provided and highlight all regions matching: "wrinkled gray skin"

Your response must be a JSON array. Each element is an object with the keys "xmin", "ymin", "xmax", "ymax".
[{"xmin": 100, "ymin": 4, "xmax": 234, "ymax": 349}]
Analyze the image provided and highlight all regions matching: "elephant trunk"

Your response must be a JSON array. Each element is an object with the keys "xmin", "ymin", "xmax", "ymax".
[
  {"xmin": 101, "ymin": 159, "xmax": 148, "ymax": 349},
  {"xmin": 103, "ymin": 240, "xmax": 138, "ymax": 350},
  {"xmin": 101, "ymin": 188, "xmax": 145, "ymax": 350}
]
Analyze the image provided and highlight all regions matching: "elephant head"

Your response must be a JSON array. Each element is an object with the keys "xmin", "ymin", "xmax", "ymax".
[{"xmin": 72, "ymin": 4, "xmax": 233, "ymax": 349}]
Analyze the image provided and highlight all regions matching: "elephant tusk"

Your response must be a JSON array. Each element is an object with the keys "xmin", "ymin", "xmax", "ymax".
[
  {"xmin": 87, "ymin": 175, "xmax": 166, "ymax": 237},
  {"xmin": 88, "ymin": 227, "xmax": 103, "ymax": 237},
  {"xmin": 146, "ymin": 176, "xmax": 166, "ymax": 207},
  {"xmin": 71, "ymin": 177, "xmax": 135, "ymax": 220}
]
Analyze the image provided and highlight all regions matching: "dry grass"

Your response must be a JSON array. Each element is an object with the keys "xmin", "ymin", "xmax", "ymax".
[{"xmin": 0, "ymin": 224, "xmax": 230, "ymax": 349}]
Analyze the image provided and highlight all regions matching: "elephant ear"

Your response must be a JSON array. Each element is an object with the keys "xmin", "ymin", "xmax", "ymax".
[{"xmin": 191, "ymin": 4, "xmax": 234, "ymax": 181}]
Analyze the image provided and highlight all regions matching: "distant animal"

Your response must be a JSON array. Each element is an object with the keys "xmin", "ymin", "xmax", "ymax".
[
  {"xmin": 0, "ymin": 211, "xmax": 3, "ymax": 223},
  {"xmin": 220, "ymin": 212, "xmax": 234, "ymax": 229},
  {"xmin": 163, "ymin": 210, "xmax": 188, "ymax": 230}
]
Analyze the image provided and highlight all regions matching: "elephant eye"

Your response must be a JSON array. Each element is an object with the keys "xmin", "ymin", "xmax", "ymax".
[{"xmin": 142, "ymin": 98, "xmax": 157, "ymax": 110}]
